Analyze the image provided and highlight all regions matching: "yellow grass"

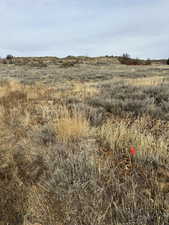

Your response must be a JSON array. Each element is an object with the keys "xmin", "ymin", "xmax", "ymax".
[
  {"xmin": 26, "ymin": 82, "xmax": 50, "ymax": 99},
  {"xmin": 98, "ymin": 118, "xmax": 168, "ymax": 162},
  {"xmin": 55, "ymin": 106, "xmax": 90, "ymax": 143},
  {"xmin": 126, "ymin": 76, "xmax": 166, "ymax": 87},
  {"xmin": 0, "ymin": 79, "xmax": 24, "ymax": 97},
  {"xmin": 101, "ymin": 76, "xmax": 168, "ymax": 88},
  {"xmin": 71, "ymin": 82, "xmax": 99, "ymax": 98},
  {"xmin": 0, "ymin": 79, "xmax": 98, "ymax": 102},
  {"xmin": 50, "ymin": 81, "xmax": 100, "ymax": 100}
]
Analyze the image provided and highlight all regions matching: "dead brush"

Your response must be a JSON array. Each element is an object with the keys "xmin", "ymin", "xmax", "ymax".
[
  {"xmin": 13, "ymin": 152, "xmax": 47, "ymax": 185},
  {"xmin": 0, "ymin": 148, "xmax": 48, "ymax": 225},
  {"xmin": 0, "ymin": 149, "xmax": 28, "ymax": 225}
]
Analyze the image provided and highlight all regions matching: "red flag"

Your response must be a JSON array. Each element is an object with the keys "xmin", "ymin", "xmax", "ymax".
[{"xmin": 130, "ymin": 146, "xmax": 136, "ymax": 156}]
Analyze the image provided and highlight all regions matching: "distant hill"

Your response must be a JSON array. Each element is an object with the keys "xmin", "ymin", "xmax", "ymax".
[{"xmin": 0, "ymin": 55, "xmax": 168, "ymax": 66}]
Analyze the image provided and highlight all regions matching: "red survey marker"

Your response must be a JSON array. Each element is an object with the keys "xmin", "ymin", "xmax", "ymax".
[{"xmin": 130, "ymin": 146, "xmax": 136, "ymax": 156}]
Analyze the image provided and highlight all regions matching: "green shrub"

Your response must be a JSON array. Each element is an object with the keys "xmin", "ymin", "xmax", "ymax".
[
  {"xmin": 60, "ymin": 60, "xmax": 77, "ymax": 68},
  {"xmin": 166, "ymin": 58, "xmax": 169, "ymax": 65},
  {"xmin": 145, "ymin": 58, "xmax": 151, "ymax": 65},
  {"xmin": 118, "ymin": 54, "xmax": 151, "ymax": 65},
  {"xmin": 6, "ymin": 54, "xmax": 14, "ymax": 64},
  {"xmin": 6, "ymin": 54, "xmax": 14, "ymax": 60}
]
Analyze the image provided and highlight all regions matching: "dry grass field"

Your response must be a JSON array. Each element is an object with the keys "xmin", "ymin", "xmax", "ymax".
[{"xmin": 0, "ymin": 58, "xmax": 169, "ymax": 225}]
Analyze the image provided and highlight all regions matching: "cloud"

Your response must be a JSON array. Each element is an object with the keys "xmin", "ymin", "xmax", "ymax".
[{"xmin": 0, "ymin": 0, "xmax": 169, "ymax": 58}]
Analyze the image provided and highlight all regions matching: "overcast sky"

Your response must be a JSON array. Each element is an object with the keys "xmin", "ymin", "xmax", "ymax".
[{"xmin": 0, "ymin": 0, "xmax": 168, "ymax": 59}]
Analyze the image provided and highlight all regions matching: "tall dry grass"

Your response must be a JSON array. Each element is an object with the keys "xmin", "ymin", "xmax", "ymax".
[
  {"xmin": 54, "ymin": 106, "xmax": 90, "ymax": 143},
  {"xmin": 97, "ymin": 116, "xmax": 169, "ymax": 164},
  {"xmin": 126, "ymin": 76, "xmax": 167, "ymax": 87},
  {"xmin": 0, "ymin": 79, "xmax": 169, "ymax": 225}
]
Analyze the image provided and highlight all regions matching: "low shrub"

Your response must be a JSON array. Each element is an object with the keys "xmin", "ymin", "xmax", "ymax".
[
  {"xmin": 6, "ymin": 54, "xmax": 14, "ymax": 64},
  {"xmin": 6, "ymin": 54, "xmax": 14, "ymax": 60},
  {"xmin": 118, "ymin": 54, "xmax": 151, "ymax": 65},
  {"xmin": 145, "ymin": 58, "xmax": 152, "ymax": 65},
  {"xmin": 88, "ymin": 82, "xmax": 169, "ymax": 120},
  {"xmin": 60, "ymin": 60, "xmax": 78, "ymax": 68},
  {"xmin": 29, "ymin": 61, "xmax": 47, "ymax": 68}
]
